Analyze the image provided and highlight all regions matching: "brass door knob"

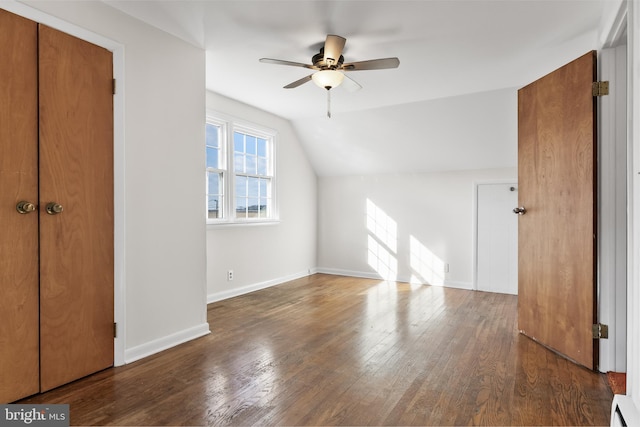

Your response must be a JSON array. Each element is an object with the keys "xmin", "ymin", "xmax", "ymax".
[
  {"xmin": 16, "ymin": 201, "xmax": 37, "ymax": 214},
  {"xmin": 45, "ymin": 202, "xmax": 64, "ymax": 215}
]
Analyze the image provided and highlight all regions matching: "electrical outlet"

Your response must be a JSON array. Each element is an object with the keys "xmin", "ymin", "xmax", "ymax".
[
  {"xmin": 227, "ymin": 270, "xmax": 234, "ymax": 281},
  {"xmin": 445, "ymin": 263, "xmax": 450, "ymax": 273}
]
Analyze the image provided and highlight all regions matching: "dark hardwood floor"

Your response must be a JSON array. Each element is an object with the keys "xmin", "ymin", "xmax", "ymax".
[{"xmin": 20, "ymin": 274, "xmax": 613, "ymax": 426}]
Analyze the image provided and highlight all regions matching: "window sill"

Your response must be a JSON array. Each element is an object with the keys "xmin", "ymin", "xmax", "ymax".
[{"xmin": 206, "ymin": 219, "xmax": 280, "ymax": 228}]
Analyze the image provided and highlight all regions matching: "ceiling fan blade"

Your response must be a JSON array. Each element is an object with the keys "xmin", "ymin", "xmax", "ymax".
[
  {"xmin": 341, "ymin": 74, "xmax": 362, "ymax": 92},
  {"xmin": 342, "ymin": 57, "xmax": 400, "ymax": 71},
  {"xmin": 323, "ymin": 35, "xmax": 346, "ymax": 65},
  {"xmin": 283, "ymin": 74, "xmax": 313, "ymax": 89},
  {"xmin": 260, "ymin": 58, "xmax": 318, "ymax": 70}
]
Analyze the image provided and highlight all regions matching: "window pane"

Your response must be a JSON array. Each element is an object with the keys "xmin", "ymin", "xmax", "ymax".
[
  {"xmin": 236, "ymin": 175, "xmax": 247, "ymax": 197},
  {"xmin": 206, "ymin": 147, "xmax": 219, "ymax": 168},
  {"xmin": 206, "ymin": 123, "xmax": 219, "ymax": 148},
  {"xmin": 236, "ymin": 198, "xmax": 247, "ymax": 218},
  {"xmin": 234, "ymin": 152, "xmax": 245, "ymax": 173},
  {"xmin": 208, "ymin": 173, "xmax": 220, "ymax": 194},
  {"xmin": 257, "ymin": 158, "xmax": 267, "ymax": 175},
  {"xmin": 259, "ymin": 178, "xmax": 267, "ymax": 196},
  {"xmin": 234, "ymin": 132, "xmax": 244, "ymax": 153},
  {"xmin": 248, "ymin": 197, "xmax": 259, "ymax": 217},
  {"xmin": 246, "ymin": 155, "xmax": 257, "ymax": 175},
  {"xmin": 207, "ymin": 172, "xmax": 223, "ymax": 220},
  {"xmin": 246, "ymin": 136, "xmax": 257, "ymax": 155},
  {"xmin": 248, "ymin": 177, "xmax": 259, "ymax": 197},
  {"xmin": 257, "ymin": 138, "xmax": 267, "ymax": 157},
  {"xmin": 259, "ymin": 198, "xmax": 269, "ymax": 217},
  {"xmin": 208, "ymin": 196, "xmax": 221, "ymax": 219}
]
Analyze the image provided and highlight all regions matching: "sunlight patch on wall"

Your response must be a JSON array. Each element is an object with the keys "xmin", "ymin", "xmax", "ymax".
[
  {"xmin": 409, "ymin": 235, "xmax": 445, "ymax": 286},
  {"xmin": 366, "ymin": 199, "xmax": 397, "ymax": 253},
  {"xmin": 366, "ymin": 199, "xmax": 398, "ymax": 281},
  {"xmin": 368, "ymin": 236, "xmax": 398, "ymax": 281}
]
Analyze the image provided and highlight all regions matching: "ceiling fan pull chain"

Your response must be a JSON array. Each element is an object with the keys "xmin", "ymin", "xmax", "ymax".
[{"xmin": 327, "ymin": 88, "xmax": 331, "ymax": 118}]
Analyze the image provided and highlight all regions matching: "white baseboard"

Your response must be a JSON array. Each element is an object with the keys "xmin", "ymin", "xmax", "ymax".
[
  {"xmin": 124, "ymin": 322, "xmax": 210, "ymax": 364},
  {"xmin": 207, "ymin": 269, "xmax": 315, "ymax": 304},
  {"xmin": 440, "ymin": 280, "xmax": 473, "ymax": 290},
  {"xmin": 206, "ymin": 267, "xmax": 473, "ymax": 307},
  {"xmin": 316, "ymin": 267, "xmax": 472, "ymax": 290},
  {"xmin": 316, "ymin": 267, "xmax": 382, "ymax": 281}
]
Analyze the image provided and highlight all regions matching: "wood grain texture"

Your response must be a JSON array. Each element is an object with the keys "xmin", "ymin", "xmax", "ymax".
[
  {"xmin": 38, "ymin": 24, "xmax": 114, "ymax": 392},
  {"xmin": 20, "ymin": 274, "xmax": 613, "ymax": 425},
  {"xmin": 517, "ymin": 51, "xmax": 597, "ymax": 369},
  {"xmin": 0, "ymin": 9, "xmax": 40, "ymax": 403}
]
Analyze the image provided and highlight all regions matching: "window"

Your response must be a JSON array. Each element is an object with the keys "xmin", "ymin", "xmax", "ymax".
[
  {"xmin": 206, "ymin": 113, "xmax": 276, "ymax": 224},
  {"xmin": 206, "ymin": 121, "xmax": 224, "ymax": 219}
]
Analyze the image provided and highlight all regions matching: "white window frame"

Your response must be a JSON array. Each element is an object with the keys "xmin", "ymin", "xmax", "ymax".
[{"xmin": 206, "ymin": 111, "xmax": 278, "ymax": 225}]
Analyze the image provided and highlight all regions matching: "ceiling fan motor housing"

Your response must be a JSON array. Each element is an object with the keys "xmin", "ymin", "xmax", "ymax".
[{"xmin": 313, "ymin": 48, "xmax": 344, "ymax": 70}]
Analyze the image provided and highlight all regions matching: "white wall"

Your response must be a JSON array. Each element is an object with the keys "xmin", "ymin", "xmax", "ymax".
[
  {"xmin": 316, "ymin": 86, "xmax": 518, "ymax": 288},
  {"xmin": 205, "ymin": 91, "xmax": 318, "ymax": 302},
  {"xmin": 292, "ymin": 87, "xmax": 518, "ymax": 176},
  {"xmin": 318, "ymin": 168, "xmax": 517, "ymax": 288},
  {"xmin": 14, "ymin": 0, "xmax": 209, "ymax": 363}
]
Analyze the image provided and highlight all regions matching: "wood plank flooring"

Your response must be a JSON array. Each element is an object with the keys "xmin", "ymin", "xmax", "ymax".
[{"xmin": 19, "ymin": 274, "xmax": 613, "ymax": 426}]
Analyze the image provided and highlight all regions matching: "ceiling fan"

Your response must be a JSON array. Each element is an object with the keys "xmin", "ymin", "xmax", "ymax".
[{"xmin": 260, "ymin": 34, "xmax": 400, "ymax": 117}]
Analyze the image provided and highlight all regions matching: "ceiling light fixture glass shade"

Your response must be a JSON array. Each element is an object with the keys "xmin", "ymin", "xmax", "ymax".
[{"xmin": 312, "ymin": 70, "xmax": 344, "ymax": 89}]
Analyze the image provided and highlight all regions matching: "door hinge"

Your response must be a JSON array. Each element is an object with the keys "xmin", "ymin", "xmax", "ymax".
[
  {"xmin": 114, "ymin": 322, "xmax": 117, "ymax": 338},
  {"xmin": 592, "ymin": 323, "xmax": 609, "ymax": 339},
  {"xmin": 112, "ymin": 79, "xmax": 117, "ymax": 95},
  {"xmin": 592, "ymin": 81, "xmax": 609, "ymax": 97}
]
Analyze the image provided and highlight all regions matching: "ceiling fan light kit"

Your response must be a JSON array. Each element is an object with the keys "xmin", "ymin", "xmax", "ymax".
[
  {"xmin": 311, "ymin": 69, "xmax": 344, "ymax": 89},
  {"xmin": 260, "ymin": 34, "xmax": 399, "ymax": 117}
]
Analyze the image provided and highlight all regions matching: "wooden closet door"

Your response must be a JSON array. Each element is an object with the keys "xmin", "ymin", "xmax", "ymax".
[
  {"xmin": 38, "ymin": 25, "xmax": 114, "ymax": 392},
  {"xmin": 517, "ymin": 51, "xmax": 597, "ymax": 369},
  {"xmin": 0, "ymin": 9, "xmax": 39, "ymax": 403}
]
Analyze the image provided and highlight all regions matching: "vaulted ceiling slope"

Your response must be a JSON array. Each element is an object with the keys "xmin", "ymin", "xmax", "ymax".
[{"xmin": 104, "ymin": 0, "xmax": 613, "ymax": 176}]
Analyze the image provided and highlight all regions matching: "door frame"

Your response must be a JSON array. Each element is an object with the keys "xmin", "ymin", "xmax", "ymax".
[
  {"xmin": 598, "ymin": 44, "xmax": 628, "ymax": 373},
  {"xmin": 595, "ymin": 0, "xmax": 629, "ymax": 378},
  {"xmin": 626, "ymin": 0, "xmax": 640, "ymax": 403},
  {"xmin": 472, "ymin": 178, "xmax": 518, "ymax": 292},
  {"xmin": 1, "ymin": 1, "xmax": 126, "ymax": 366}
]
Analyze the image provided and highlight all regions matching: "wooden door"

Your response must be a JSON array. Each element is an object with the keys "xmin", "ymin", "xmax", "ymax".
[
  {"xmin": 0, "ymin": 9, "xmax": 40, "ymax": 403},
  {"xmin": 38, "ymin": 25, "xmax": 114, "ymax": 392},
  {"xmin": 517, "ymin": 51, "xmax": 597, "ymax": 369}
]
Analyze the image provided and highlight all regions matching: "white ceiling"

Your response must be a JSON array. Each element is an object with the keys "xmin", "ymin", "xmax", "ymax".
[{"xmin": 104, "ymin": 0, "xmax": 609, "ymax": 176}]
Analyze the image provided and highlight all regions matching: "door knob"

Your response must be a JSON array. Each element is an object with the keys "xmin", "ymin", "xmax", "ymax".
[
  {"xmin": 513, "ymin": 206, "xmax": 526, "ymax": 215},
  {"xmin": 45, "ymin": 202, "xmax": 64, "ymax": 215},
  {"xmin": 16, "ymin": 201, "xmax": 37, "ymax": 214}
]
